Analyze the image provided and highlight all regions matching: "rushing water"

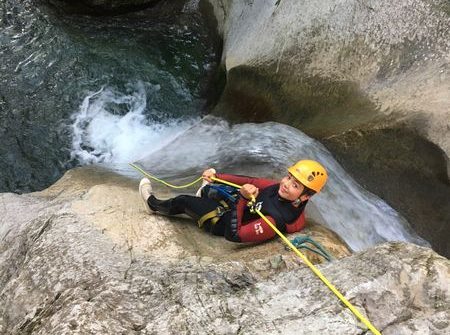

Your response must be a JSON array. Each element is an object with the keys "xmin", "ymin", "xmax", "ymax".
[
  {"xmin": 0, "ymin": 0, "xmax": 429, "ymax": 251},
  {"xmin": 70, "ymin": 82, "xmax": 201, "ymax": 171},
  {"xmin": 0, "ymin": 0, "xmax": 216, "ymax": 192},
  {"xmin": 132, "ymin": 116, "xmax": 429, "ymax": 252}
]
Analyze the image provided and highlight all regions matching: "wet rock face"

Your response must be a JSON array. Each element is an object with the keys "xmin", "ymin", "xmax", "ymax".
[
  {"xmin": 204, "ymin": 0, "xmax": 449, "ymax": 152},
  {"xmin": 323, "ymin": 127, "xmax": 450, "ymax": 258},
  {"xmin": 202, "ymin": 0, "xmax": 450, "ymax": 257},
  {"xmin": 213, "ymin": 65, "xmax": 380, "ymax": 137},
  {"xmin": 0, "ymin": 167, "xmax": 449, "ymax": 334}
]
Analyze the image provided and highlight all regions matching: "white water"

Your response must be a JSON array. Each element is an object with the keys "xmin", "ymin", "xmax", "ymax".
[
  {"xmin": 70, "ymin": 86, "xmax": 428, "ymax": 252},
  {"xmin": 70, "ymin": 82, "xmax": 199, "ymax": 170}
]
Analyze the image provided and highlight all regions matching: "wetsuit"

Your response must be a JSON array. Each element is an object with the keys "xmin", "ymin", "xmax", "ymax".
[{"xmin": 147, "ymin": 173, "xmax": 307, "ymax": 243}]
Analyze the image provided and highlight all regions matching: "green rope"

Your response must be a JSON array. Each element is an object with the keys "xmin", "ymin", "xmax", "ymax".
[{"xmin": 290, "ymin": 236, "xmax": 333, "ymax": 262}]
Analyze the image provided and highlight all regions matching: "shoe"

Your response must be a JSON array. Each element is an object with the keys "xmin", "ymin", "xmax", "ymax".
[
  {"xmin": 139, "ymin": 178, "xmax": 153, "ymax": 214},
  {"xmin": 195, "ymin": 179, "xmax": 210, "ymax": 197}
]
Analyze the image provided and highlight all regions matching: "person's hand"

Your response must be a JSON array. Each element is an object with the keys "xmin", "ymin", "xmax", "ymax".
[
  {"xmin": 240, "ymin": 184, "xmax": 259, "ymax": 200},
  {"xmin": 202, "ymin": 168, "xmax": 216, "ymax": 183}
]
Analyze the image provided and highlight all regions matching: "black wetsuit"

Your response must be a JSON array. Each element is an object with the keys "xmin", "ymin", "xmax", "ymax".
[{"xmin": 148, "ymin": 194, "xmax": 229, "ymax": 235}]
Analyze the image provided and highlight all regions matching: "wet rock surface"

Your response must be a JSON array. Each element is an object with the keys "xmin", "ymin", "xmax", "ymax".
[
  {"xmin": 204, "ymin": 0, "xmax": 449, "ymax": 151},
  {"xmin": 323, "ymin": 127, "xmax": 450, "ymax": 257},
  {"xmin": 202, "ymin": 0, "xmax": 450, "ymax": 257},
  {"xmin": 0, "ymin": 167, "xmax": 449, "ymax": 334}
]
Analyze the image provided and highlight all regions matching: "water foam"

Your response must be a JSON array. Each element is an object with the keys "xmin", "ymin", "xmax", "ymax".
[{"xmin": 70, "ymin": 82, "xmax": 199, "ymax": 169}]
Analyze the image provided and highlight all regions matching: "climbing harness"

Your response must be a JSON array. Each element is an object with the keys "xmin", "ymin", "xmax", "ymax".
[
  {"xmin": 129, "ymin": 163, "xmax": 238, "ymax": 228},
  {"xmin": 197, "ymin": 199, "xmax": 229, "ymax": 227},
  {"xmin": 202, "ymin": 183, "xmax": 240, "ymax": 204},
  {"xmin": 129, "ymin": 164, "xmax": 382, "ymax": 335},
  {"xmin": 289, "ymin": 235, "xmax": 333, "ymax": 262},
  {"xmin": 196, "ymin": 183, "xmax": 240, "ymax": 228}
]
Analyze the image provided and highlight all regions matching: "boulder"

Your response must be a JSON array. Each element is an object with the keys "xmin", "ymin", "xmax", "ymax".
[
  {"xmin": 204, "ymin": 0, "xmax": 449, "ymax": 154},
  {"xmin": 0, "ymin": 167, "xmax": 448, "ymax": 334}
]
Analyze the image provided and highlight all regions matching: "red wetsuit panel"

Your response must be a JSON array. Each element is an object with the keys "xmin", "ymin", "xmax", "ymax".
[
  {"xmin": 235, "ymin": 203, "xmax": 305, "ymax": 242},
  {"xmin": 237, "ymin": 216, "xmax": 278, "ymax": 242},
  {"xmin": 215, "ymin": 173, "xmax": 277, "ymax": 190},
  {"xmin": 286, "ymin": 211, "xmax": 306, "ymax": 233}
]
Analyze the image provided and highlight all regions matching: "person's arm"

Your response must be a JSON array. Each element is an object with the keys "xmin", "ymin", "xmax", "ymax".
[
  {"xmin": 225, "ymin": 196, "xmax": 307, "ymax": 243},
  {"xmin": 227, "ymin": 210, "xmax": 306, "ymax": 243},
  {"xmin": 234, "ymin": 216, "xmax": 278, "ymax": 243},
  {"xmin": 201, "ymin": 168, "xmax": 277, "ymax": 189},
  {"xmin": 216, "ymin": 173, "xmax": 277, "ymax": 189},
  {"xmin": 286, "ymin": 211, "xmax": 306, "ymax": 233},
  {"xmin": 224, "ymin": 198, "xmax": 277, "ymax": 243}
]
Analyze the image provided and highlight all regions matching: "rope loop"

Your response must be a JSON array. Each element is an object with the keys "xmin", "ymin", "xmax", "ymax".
[
  {"xmin": 130, "ymin": 163, "xmax": 202, "ymax": 189},
  {"xmin": 290, "ymin": 235, "xmax": 333, "ymax": 262}
]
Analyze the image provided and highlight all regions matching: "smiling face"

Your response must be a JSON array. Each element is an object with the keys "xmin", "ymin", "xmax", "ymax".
[{"xmin": 278, "ymin": 173, "xmax": 305, "ymax": 201}]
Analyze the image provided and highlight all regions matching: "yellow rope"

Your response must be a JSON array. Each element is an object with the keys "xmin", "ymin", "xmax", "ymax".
[
  {"xmin": 129, "ymin": 163, "xmax": 203, "ymax": 189},
  {"xmin": 212, "ymin": 176, "xmax": 381, "ymax": 335},
  {"xmin": 210, "ymin": 176, "xmax": 241, "ymax": 189},
  {"xmin": 128, "ymin": 167, "xmax": 381, "ymax": 334}
]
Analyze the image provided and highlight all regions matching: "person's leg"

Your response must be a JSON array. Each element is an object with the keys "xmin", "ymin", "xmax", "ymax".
[
  {"xmin": 208, "ymin": 211, "xmax": 229, "ymax": 236},
  {"xmin": 139, "ymin": 178, "xmax": 230, "ymax": 234},
  {"xmin": 148, "ymin": 194, "xmax": 221, "ymax": 221}
]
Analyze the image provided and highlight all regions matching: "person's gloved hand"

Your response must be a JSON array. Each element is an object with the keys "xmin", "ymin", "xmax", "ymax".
[
  {"xmin": 202, "ymin": 168, "xmax": 216, "ymax": 183},
  {"xmin": 240, "ymin": 184, "xmax": 259, "ymax": 200}
]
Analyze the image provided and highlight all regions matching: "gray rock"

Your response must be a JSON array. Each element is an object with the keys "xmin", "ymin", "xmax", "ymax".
[
  {"xmin": 205, "ymin": 0, "xmax": 449, "ymax": 154},
  {"xmin": 0, "ymin": 167, "xmax": 448, "ymax": 334}
]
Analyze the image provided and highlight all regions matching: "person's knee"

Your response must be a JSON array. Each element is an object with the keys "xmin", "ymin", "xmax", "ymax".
[{"xmin": 172, "ymin": 195, "xmax": 190, "ymax": 208}]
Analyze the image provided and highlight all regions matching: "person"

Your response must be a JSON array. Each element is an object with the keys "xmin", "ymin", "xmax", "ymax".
[{"xmin": 139, "ymin": 160, "xmax": 327, "ymax": 243}]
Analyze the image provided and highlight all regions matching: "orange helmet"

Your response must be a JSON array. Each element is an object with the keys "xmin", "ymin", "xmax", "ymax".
[{"xmin": 288, "ymin": 160, "xmax": 328, "ymax": 193}]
